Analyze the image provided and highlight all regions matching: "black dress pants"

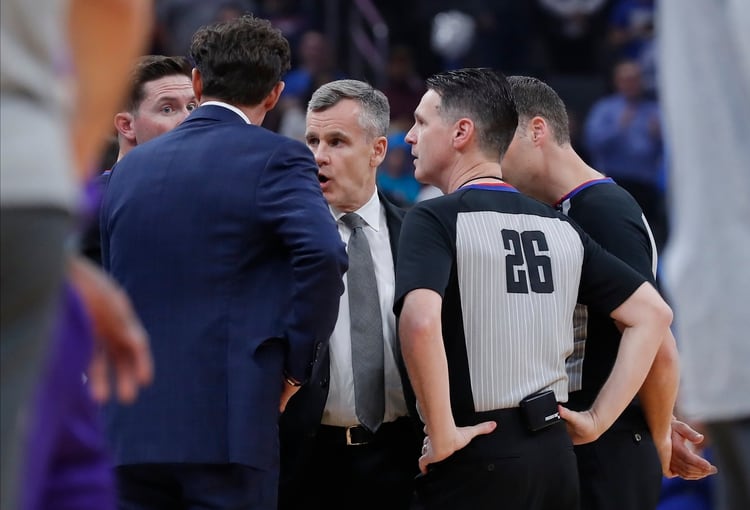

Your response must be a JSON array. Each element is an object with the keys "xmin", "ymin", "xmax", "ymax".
[
  {"xmin": 575, "ymin": 407, "xmax": 664, "ymax": 510},
  {"xmin": 279, "ymin": 417, "xmax": 421, "ymax": 510},
  {"xmin": 412, "ymin": 408, "xmax": 579, "ymax": 510},
  {"xmin": 116, "ymin": 463, "xmax": 278, "ymax": 510}
]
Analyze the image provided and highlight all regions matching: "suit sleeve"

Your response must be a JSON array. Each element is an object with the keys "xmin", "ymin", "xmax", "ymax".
[{"xmin": 256, "ymin": 139, "xmax": 347, "ymax": 383}]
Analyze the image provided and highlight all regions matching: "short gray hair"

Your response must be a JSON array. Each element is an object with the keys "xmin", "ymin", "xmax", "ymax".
[{"xmin": 307, "ymin": 79, "xmax": 390, "ymax": 139}]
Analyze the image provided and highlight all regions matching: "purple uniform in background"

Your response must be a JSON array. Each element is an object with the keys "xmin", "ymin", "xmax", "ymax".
[
  {"xmin": 22, "ymin": 179, "xmax": 114, "ymax": 510},
  {"xmin": 22, "ymin": 282, "xmax": 114, "ymax": 510}
]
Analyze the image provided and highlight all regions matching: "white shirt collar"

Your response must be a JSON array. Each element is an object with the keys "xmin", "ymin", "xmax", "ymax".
[
  {"xmin": 331, "ymin": 190, "xmax": 381, "ymax": 232},
  {"xmin": 200, "ymin": 101, "xmax": 252, "ymax": 125}
]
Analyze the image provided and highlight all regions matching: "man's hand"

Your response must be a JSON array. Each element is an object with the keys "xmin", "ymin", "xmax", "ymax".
[
  {"xmin": 669, "ymin": 419, "xmax": 718, "ymax": 480},
  {"xmin": 653, "ymin": 432, "xmax": 674, "ymax": 478},
  {"xmin": 419, "ymin": 421, "xmax": 496, "ymax": 474},
  {"xmin": 69, "ymin": 256, "xmax": 152, "ymax": 403},
  {"xmin": 279, "ymin": 379, "xmax": 301, "ymax": 412},
  {"xmin": 558, "ymin": 405, "xmax": 604, "ymax": 445}
]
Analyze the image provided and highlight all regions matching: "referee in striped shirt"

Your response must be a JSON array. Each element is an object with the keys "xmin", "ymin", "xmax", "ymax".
[{"xmin": 395, "ymin": 68, "xmax": 674, "ymax": 510}]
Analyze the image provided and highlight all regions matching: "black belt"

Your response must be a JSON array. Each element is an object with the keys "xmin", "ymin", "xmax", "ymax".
[{"xmin": 317, "ymin": 417, "xmax": 411, "ymax": 446}]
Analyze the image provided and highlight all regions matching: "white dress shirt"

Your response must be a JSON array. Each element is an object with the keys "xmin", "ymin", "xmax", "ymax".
[
  {"xmin": 321, "ymin": 191, "xmax": 409, "ymax": 426},
  {"xmin": 200, "ymin": 101, "xmax": 252, "ymax": 124}
]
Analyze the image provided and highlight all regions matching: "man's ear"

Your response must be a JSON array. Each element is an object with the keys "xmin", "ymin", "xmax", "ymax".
[
  {"xmin": 262, "ymin": 81, "xmax": 286, "ymax": 111},
  {"xmin": 530, "ymin": 116, "xmax": 547, "ymax": 146},
  {"xmin": 114, "ymin": 112, "xmax": 136, "ymax": 144},
  {"xmin": 453, "ymin": 118, "xmax": 474, "ymax": 150},
  {"xmin": 370, "ymin": 135, "xmax": 388, "ymax": 168},
  {"xmin": 192, "ymin": 68, "xmax": 203, "ymax": 102}
]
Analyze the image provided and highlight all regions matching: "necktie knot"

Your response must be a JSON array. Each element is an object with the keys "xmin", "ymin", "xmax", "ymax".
[{"xmin": 341, "ymin": 212, "xmax": 367, "ymax": 230}]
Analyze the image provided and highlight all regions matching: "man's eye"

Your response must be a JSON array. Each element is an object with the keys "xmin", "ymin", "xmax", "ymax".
[
  {"xmin": 186, "ymin": 103, "xmax": 197, "ymax": 112},
  {"xmin": 161, "ymin": 106, "xmax": 174, "ymax": 113}
]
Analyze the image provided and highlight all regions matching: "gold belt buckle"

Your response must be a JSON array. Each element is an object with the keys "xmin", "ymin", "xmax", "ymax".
[{"xmin": 345, "ymin": 425, "xmax": 368, "ymax": 446}]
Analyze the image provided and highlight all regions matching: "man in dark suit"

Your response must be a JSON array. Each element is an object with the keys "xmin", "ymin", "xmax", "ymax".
[
  {"xmin": 279, "ymin": 80, "xmax": 422, "ymax": 510},
  {"xmin": 100, "ymin": 16, "xmax": 348, "ymax": 510}
]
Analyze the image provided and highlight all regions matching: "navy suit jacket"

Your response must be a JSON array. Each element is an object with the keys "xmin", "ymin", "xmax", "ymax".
[
  {"xmin": 100, "ymin": 105, "xmax": 347, "ymax": 470},
  {"xmin": 279, "ymin": 193, "xmax": 420, "ymax": 478}
]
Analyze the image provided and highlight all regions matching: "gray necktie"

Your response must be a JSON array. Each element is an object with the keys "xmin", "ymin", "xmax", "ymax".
[{"xmin": 341, "ymin": 213, "xmax": 385, "ymax": 433}]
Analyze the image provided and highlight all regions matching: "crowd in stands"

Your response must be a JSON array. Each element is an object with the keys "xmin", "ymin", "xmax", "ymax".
[{"xmin": 144, "ymin": 1, "xmax": 667, "ymax": 247}]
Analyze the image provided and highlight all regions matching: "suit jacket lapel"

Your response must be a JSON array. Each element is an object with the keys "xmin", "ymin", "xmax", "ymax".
[
  {"xmin": 379, "ymin": 191, "xmax": 404, "ymax": 262},
  {"xmin": 377, "ymin": 192, "xmax": 420, "ymax": 421}
]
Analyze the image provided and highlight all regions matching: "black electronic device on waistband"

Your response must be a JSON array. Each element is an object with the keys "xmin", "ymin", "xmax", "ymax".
[{"xmin": 519, "ymin": 390, "xmax": 561, "ymax": 432}]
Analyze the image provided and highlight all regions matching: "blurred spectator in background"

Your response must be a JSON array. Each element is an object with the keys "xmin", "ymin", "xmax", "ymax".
[
  {"xmin": 659, "ymin": 0, "xmax": 750, "ymax": 508},
  {"xmin": 470, "ymin": 2, "xmax": 536, "ymax": 75},
  {"xmin": 382, "ymin": 45, "xmax": 425, "ymax": 132},
  {"xmin": 375, "ymin": 0, "xmax": 442, "ymax": 79},
  {"xmin": 276, "ymin": 30, "xmax": 347, "ymax": 140},
  {"xmin": 257, "ymin": 0, "xmax": 319, "ymax": 61},
  {"xmin": 282, "ymin": 30, "xmax": 345, "ymax": 102},
  {"xmin": 533, "ymin": 0, "xmax": 612, "ymax": 74},
  {"xmin": 607, "ymin": 0, "xmax": 654, "ymax": 59},
  {"xmin": 376, "ymin": 132, "xmax": 421, "ymax": 207},
  {"xmin": 606, "ymin": 0, "xmax": 657, "ymax": 95},
  {"xmin": 153, "ymin": 0, "xmax": 255, "ymax": 56},
  {"xmin": 584, "ymin": 59, "xmax": 666, "ymax": 250}
]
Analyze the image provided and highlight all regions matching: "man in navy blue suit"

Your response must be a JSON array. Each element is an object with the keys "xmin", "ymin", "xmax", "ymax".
[{"xmin": 100, "ymin": 15, "xmax": 348, "ymax": 510}]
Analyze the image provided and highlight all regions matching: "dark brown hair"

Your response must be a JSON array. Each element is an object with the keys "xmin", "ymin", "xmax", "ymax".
[
  {"xmin": 190, "ymin": 14, "xmax": 291, "ymax": 106},
  {"xmin": 426, "ymin": 68, "xmax": 518, "ymax": 159},
  {"xmin": 126, "ymin": 55, "xmax": 193, "ymax": 112},
  {"xmin": 507, "ymin": 76, "xmax": 571, "ymax": 146}
]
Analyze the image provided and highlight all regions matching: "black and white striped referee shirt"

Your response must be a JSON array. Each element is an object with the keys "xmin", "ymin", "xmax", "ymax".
[{"xmin": 394, "ymin": 182, "xmax": 645, "ymax": 422}]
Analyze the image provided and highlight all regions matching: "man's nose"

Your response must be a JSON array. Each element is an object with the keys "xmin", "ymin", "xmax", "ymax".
[
  {"xmin": 405, "ymin": 126, "xmax": 416, "ymax": 144},
  {"xmin": 313, "ymin": 146, "xmax": 329, "ymax": 166}
]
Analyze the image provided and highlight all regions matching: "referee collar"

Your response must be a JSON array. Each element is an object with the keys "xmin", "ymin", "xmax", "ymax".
[
  {"xmin": 460, "ymin": 182, "xmax": 519, "ymax": 193},
  {"xmin": 554, "ymin": 177, "xmax": 615, "ymax": 210}
]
